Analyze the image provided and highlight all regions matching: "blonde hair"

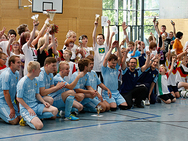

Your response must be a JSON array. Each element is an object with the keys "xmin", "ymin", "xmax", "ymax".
[
  {"xmin": 27, "ymin": 61, "xmax": 40, "ymax": 73},
  {"xmin": 37, "ymin": 36, "xmax": 45, "ymax": 50},
  {"xmin": 66, "ymin": 30, "xmax": 76, "ymax": 38},
  {"xmin": 64, "ymin": 49, "xmax": 72, "ymax": 57},
  {"xmin": 159, "ymin": 64, "xmax": 167, "ymax": 72},
  {"xmin": 59, "ymin": 61, "xmax": 69, "ymax": 71}
]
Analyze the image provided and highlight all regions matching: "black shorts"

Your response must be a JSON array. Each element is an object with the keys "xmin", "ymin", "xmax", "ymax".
[
  {"xmin": 159, "ymin": 93, "xmax": 175, "ymax": 101},
  {"xmin": 168, "ymin": 85, "xmax": 178, "ymax": 93}
]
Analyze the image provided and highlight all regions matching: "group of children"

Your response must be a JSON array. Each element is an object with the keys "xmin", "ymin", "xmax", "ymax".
[{"xmin": 0, "ymin": 16, "xmax": 187, "ymax": 130}]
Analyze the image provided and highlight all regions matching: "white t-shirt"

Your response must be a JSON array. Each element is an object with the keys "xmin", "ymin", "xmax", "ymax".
[
  {"xmin": 176, "ymin": 64, "xmax": 188, "ymax": 91},
  {"xmin": 83, "ymin": 47, "xmax": 93, "ymax": 57},
  {"xmin": 22, "ymin": 43, "xmax": 37, "ymax": 76},
  {"xmin": 0, "ymin": 41, "xmax": 9, "ymax": 66},
  {"xmin": 157, "ymin": 73, "xmax": 170, "ymax": 96},
  {"xmin": 93, "ymin": 43, "xmax": 109, "ymax": 72},
  {"xmin": 165, "ymin": 60, "xmax": 181, "ymax": 86}
]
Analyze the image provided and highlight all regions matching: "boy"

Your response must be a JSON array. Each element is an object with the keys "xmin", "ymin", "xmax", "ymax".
[
  {"xmin": 0, "ymin": 56, "xmax": 21, "ymax": 124},
  {"xmin": 102, "ymin": 41, "xmax": 128, "ymax": 110},
  {"xmin": 0, "ymin": 52, "xmax": 7, "ymax": 71},
  {"xmin": 17, "ymin": 61, "xmax": 58, "ymax": 130},
  {"xmin": 69, "ymin": 58, "xmax": 106, "ymax": 113},
  {"xmin": 92, "ymin": 19, "xmax": 110, "ymax": 82},
  {"xmin": 157, "ymin": 57, "xmax": 176, "ymax": 104},
  {"xmin": 49, "ymin": 61, "xmax": 84, "ymax": 120},
  {"xmin": 38, "ymin": 57, "xmax": 65, "ymax": 105}
]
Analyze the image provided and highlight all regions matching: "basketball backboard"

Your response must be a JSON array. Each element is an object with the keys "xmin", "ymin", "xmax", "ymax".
[{"xmin": 32, "ymin": 0, "xmax": 63, "ymax": 14}]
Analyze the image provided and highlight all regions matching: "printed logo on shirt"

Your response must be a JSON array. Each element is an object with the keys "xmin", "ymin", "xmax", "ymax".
[
  {"xmin": 134, "ymin": 73, "xmax": 136, "ymax": 77},
  {"xmin": 16, "ymin": 77, "xmax": 17, "ymax": 79},
  {"xmin": 35, "ymin": 83, "xmax": 37, "ymax": 86},
  {"xmin": 94, "ymin": 75, "xmax": 96, "ymax": 77},
  {"xmin": 50, "ymin": 78, "xmax": 52, "ymax": 80},
  {"xmin": 99, "ymin": 48, "xmax": 105, "ymax": 54},
  {"xmin": 85, "ymin": 79, "xmax": 87, "ymax": 81},
  {"xmin": 153, "ymin": 74, "xmax": 156, "ymax": 78}
]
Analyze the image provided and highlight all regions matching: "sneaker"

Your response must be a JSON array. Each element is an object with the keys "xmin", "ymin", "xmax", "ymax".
[
  {"xmin": 135, "ymin": 104, "xmax": 144, "ymax": 108},
  {"xmin": 71, "ymin": 111, "xmax": 79, "ymax": 117},
  {"xmin": 145, "ymin": 98, "xmax": 150, "ymax": 106},
  {"xmin": 19, "ymin": 118, "xmax": 26, "ymax": 126},
  {"xmin": 64, "ymin": 114, "xmax": 79, "ymax": 121}
]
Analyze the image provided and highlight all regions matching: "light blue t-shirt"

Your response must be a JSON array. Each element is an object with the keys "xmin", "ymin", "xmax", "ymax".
[
  {"xmin": 38, "ymin": 67, "xmax": 54, "ymax": 89},
  {"xmin": 17, "ymin": 76, "xmax": 39, "ymax": 109},
  {"xmin": 0, "ymin": 68, "xmax": 19, "ymax": 103},
  {"xmin": 49, "ymin": 73, "xmax": 68, "ymax": 98},
  {"xmin": 69, "ymin": 72, "xmax": 91, "ymax": 90},
  {"xmin": 128, "ymin": 50, "xmax": 141, "ymax": 58},
  {"xmin": 87, "ymin": 70, "xmax": 101, "ymax": 90},
  {"xmin": 101, "ymin": 64, "xmax": 119, "ymax": 91}
]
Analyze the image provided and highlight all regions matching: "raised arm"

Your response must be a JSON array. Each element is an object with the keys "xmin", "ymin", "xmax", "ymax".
[
  {"xmin": 150, "ymin": 32, "xmax": 156, "ymax": 43},
  {"xmin": 122, "ymin": 22, "xmax": 129, "ymax": 43},
  {"xmin": 0, "ymin": 27, "xmax": 6, "ymax": 39},
  {"xmin": 121, "ymin": 48, "xmax": 129, "ymax": 70},
  {"xmin": 32, "ymin": 18, "xmax": 50, "ymax": 46},
  {"xmin": 106, "ymin": 20, "xmax": 111, "ymax": 47},
  {"xmin": 6, "ymin": 34, "xmax": 15, "ymax": 56},
  {"xmin": 109, "ymin": 32, "xmax": 115, "ymax": 49},
  {"xmin": 116, "ymin": 42, "xmax": 122, "ymax": 65},
  {"xmin": 27, "ymin": 20, "xmax": 39, "ymax": 47},
  {"xmin": 171, "ymin": 21, "xmax": 176, "ymax": 38},
  {"xmin": 52, "ymin": 38, "xmax": 58, "ymax": 56},
  {"xmin": 103, "ymin": 41, "xmax": 117, "ymax": 67},
  {"xmin": 38, "ymin": 27, "xmax": 51, "ymax": 54},
  {"xmin": 47, "ymin": 33, "xmax": 55, "ymax": 50},
  {"xmin": 92, "ymin": 21, "xmax": 98, "ymax": 47},
  {"xmin": 141, "ymin": 51, "xmax": 151, "ymax": 72},
  {"xmin": 168, "ymin": 56, "xmax": 175, "ymax": 76},
  {"xmin": 153, "ymin": 18, "xmax": 161, "ymax": 37}
]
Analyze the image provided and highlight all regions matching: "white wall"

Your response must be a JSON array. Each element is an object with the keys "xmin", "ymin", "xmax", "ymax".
[{"xmin": 159, "ymin": 0, "xmax": 188, "ymax": 19}]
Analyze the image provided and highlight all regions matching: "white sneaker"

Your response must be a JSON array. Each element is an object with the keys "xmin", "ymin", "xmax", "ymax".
[
  {"xmin": 145, "ymin": 98, "xmax": 150, "ymax": 106},
  {"xmin": 180, "ymin": 91, "xmax": 187, "ymax": 98}
]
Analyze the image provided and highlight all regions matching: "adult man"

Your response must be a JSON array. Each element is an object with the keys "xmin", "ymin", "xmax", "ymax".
[
  {"xmin": 38, "ymin": 57, "xmax": 65, "ymax": 105},
  {"xmin": 49, "ymin": 61, "xmax": 85, "ymax": 120},
  {"xmin": 69, "ymin": 58, "xmax": 106, "ymax": 113},
  {"xmin": 17, "ymin": 61, "xmax": 58, "ymax": 130},
  {"xmin": 120, "ymin": 49, "xmax": 151, "ymax": 108},
  {"xmin": 0, "ymin": 56, "xmax": 21, "ymax": 124}
]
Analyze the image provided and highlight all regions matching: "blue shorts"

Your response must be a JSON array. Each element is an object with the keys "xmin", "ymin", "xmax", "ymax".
[
  {"xmin": 102, "ymin": 90, "xmax": 126, "ymax": 106},
  {"xmin": 0, "ymin": 102, "xmax": 20, "ymax": 123},
  {"xmin": 168, "ymin": 85, "xmax": 178, "ymax": 93},
  {"xmin": 81, "ymin": 98, "xmax": 100, "ymax": 108},
  {"xmin": 53, "ymin": 94, "xmax": 65, "ymax": 110},
  {"xmin": 20, "ymin": 104, "xmax": 45, "ymax": 122}
]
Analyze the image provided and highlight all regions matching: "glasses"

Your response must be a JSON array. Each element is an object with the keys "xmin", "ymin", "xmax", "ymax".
[
  {"xmin": 1, "ymin": 58, "xmax": 7, "ymax": 61},
  {"xmin": 130, "ymin": 62, "xmax": 137, "ymax": 64}
]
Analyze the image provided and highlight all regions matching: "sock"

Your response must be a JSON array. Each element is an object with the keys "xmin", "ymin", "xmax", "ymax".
[
  {"xmin": 65, "ymin": 95, "xmax": 74, "ymax": 117},
  {"xmin": 71, "ymin": 107, "xmax": 78, "ymax": 112}
]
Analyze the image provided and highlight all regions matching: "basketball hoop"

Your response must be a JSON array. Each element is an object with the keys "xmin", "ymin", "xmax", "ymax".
[{"xmin": 45, "ymin": 9, "xmax": 56, "ymax": 21}]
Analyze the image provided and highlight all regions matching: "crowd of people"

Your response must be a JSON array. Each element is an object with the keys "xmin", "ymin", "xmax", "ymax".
[{"xmin": 0, "ymin": 16, "xmax": 187, "ymax": 130}]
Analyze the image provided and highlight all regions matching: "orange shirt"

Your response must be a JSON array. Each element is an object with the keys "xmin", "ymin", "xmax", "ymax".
[{"xmin": 173, "ymin": 38, "xmax": 183, "ymax": 55}]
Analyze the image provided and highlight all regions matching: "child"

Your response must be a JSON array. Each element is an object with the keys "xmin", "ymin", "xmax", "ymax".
[
  {"xmin": 7, "ymin": 39, "xmax": 25, "ymax": 79},
  {"xmin": 92, "ymin": 19, "xmax": 110, "ymax": 83},
  {"xmin": 157, "ymin": 56, "xmax": 176, "ymax": 104},
  {"xmin": 63, "ymin": 49, "xmax": 76, "ymax": 82},
  {"xmin": 21, "ymin": 20, "xmax": 39, "ymax": 76}
]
